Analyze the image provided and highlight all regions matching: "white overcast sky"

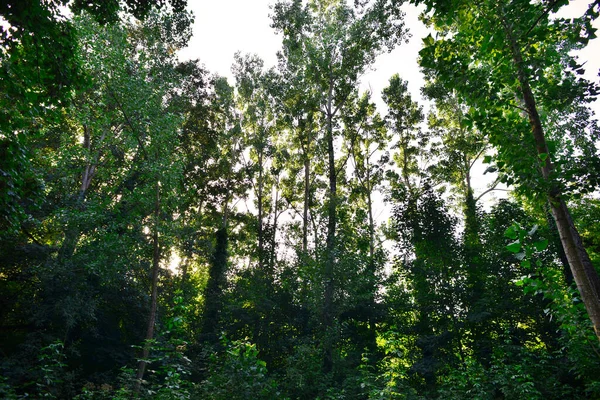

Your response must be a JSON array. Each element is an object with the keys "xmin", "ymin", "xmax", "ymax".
[
  {"xmin": 178, "ymin": 1, "xmax": 429, "ymax": 106},
  {"xmin": 178, "ymin": 0, "xmax": 599, "ymax": 110}
]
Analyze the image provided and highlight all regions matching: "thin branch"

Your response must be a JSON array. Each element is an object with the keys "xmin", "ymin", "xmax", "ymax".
[
  {"xmin": 508, "ymin": 102, "xmax": 531, "ymax": 115},
  {"xmin": 108, "ymin": 89, "xmax": 149, "ymax": 160},
  {"xmin": 521, "ymin": 0, "xmax": 561, "ymax": 42},
  {"xmin": 468, "ymin": 145, "xmax": 489, "ymax": 172},
  {"xmin": 475, "ymin": 178, "xmax": 511, "ymax": 202}
]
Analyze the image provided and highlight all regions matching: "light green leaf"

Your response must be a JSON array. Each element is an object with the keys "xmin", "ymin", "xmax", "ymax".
[
  {"xmin": 504, "ymin": 225, "xmax": 518, "ymax": 239},
  {"xmin": 423, "ymin": 34, "xmax": 434, "ymax": 47}
]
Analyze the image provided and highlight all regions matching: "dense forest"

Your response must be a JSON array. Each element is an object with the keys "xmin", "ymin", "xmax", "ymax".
[{"xmin": 2, "ymin": 0, "xmax": 600, "ymax": 398}]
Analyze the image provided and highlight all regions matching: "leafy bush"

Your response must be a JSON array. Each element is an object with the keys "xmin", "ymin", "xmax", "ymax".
[{"xmin": 197, "ymin": 336, "xmax": 281, "ymax": 400}]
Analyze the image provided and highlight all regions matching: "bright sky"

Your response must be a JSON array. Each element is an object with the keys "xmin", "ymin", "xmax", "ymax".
[
  {"xmin": 178, "ymin": 0, "xmax": 599, "ymax": 103},
  {"xmin": 177, "ymin": 1, "xmax": 429, "ymax": 102}
]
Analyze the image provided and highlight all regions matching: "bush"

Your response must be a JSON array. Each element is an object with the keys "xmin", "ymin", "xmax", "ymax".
[{"xmin": 197, "ymin": 336, "xmax": 281, "ymax": 400}]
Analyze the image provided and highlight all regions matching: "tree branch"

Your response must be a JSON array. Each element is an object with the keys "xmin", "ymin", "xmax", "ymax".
[
  {"xmin": 475, "ymin": 179, "xmax": 511, "ymax": 202},
  {"xmin": 521, "ymin": 0, "xmax": 561, "ymax": 42}
]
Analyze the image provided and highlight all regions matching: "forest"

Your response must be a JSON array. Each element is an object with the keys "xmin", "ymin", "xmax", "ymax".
[{"xmin": 1, "ymin": 0, "xmax": 600, "ymax": 398}]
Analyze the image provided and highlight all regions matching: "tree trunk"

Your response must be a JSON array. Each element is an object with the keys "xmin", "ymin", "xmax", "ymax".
[
  {"xmin": 323, "ymin": 78, "xmax": 337, "ymax": 373},
  {"xmin": 135, "ymin": 183, "xmax": 161, "ymax": 393},
  {"xmin": 270, "ymin": 174, "xmax": 281, "ymax": 272},
  {"xmin": 365, "ymin": 169, "xmax": 379, "ymax": 356},
  {"xmin": 505, "ymin": 21, "xmax": 600, "ymax": 340},
  {"xmin": 302, "ymin": 122, "xmax": 311, "ymax": 254},
  {"xmin": 57, "ymin": 125, "xmax": 100, "ymax": 263},
  {"xmin": 257, "ymin": 148, "xmax": 265, "ymax": 271}
]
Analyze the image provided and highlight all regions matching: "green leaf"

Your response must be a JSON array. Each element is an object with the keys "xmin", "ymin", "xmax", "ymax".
[
  {"xmin": 538, "ymin": 153, "xmax": 548, "ymax": 162},
  {"xmin": 533, "ymin": 239, "xmax": 548, "ymax": 251},
  {"xmin": 506, "ymin": 241, "xmax": 521, "ymax": 253},
  {"xmin": 483, "ymin": 155, "xmax": 492, "ymax": 164},
  {"xmin": 521, "ymin": 260, "xmax": 531, "ymax": 269},
  {"xmin": 423, "ymin": 34, "xmax": 434, "ymax": 47},
  {"xmin": 504, "ymin": 225, "xmax": 518, "ymax": 239}
]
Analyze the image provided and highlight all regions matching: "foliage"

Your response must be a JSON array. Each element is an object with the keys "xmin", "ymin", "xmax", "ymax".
[
  {"xmin": 198, "ymin": 336, "xmax": 281, "ymax": 400},
  {"xmin": 1, "ymin": 1, "xmax": 600, "ymax": 399}
]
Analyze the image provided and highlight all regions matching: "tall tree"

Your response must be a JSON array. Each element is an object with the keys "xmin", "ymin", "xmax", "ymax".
[
  {"xmin": 417, "ymin": 0, "xmax": 600, "ymax": 340},
  {"xmin": 382, "ymin": 74, "xmax": 426, "ymax": 195},
  {"xmin": 272, "ymin": 0, "xmax": 408, "ymax": 372},
  {"xmin": 199, "ymin": 76, "xmax": 250, "ymax": 344},
  {"xmin": 345, "ymin": 91, "xmax": 388, "ymax": 294}
]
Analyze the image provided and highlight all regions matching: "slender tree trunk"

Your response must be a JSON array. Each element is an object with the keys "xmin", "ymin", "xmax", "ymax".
[
  {"xmin": 365, "ymin": 145, "xmax": 375, "ymax": 267},
  {"xmin": 367, "ymin": 188, "xmax": 375, "ymax": 271},
  {"xmin": 135, "ymin": 182, "xmax": 161, "ymax": 393},
  {"xmin": 303, "ymin": 155, "xmax": 310, "ymax": 253},
  {"xmin": 402, "ymin": 138, "xmax": 410, "ymax": 188},
  {"xmin": 463, "ymin": 185, "xmax": 491, "ymax": 363},
  {"xmin": 312, "ymin": 208, "xmax": 319, "ymax": 259},
  {"xmin": 302, "ymin": 124, "xmax": 311, "ymax": 254},
  {"xmin": 270, "ymin": 175, "xmax": 281, "ymax": 272},
  {"xmin": 365, "ymin": 171, "xmax": 379, "ymax": 357},
  {"xmin": 257, "ymin": 148, "xmax": 265, "ymax": 270},
  {"xmin": 57, "ymin": 125, "xmax": 100, "ymax": 263},
  {"xmin": 323, "ymin": 78, "xmax": 337, "ymax": 373},
  {"xmin": 505, "ymin": 21, "xmax": 600, "ymax": 340}
]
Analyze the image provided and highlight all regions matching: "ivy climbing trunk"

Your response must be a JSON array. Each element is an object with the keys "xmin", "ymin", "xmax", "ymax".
[
  {"xmin": 135, "ymin": 182, "xmax": 161, "ymax": 392},
  {"xmin": 201, "ymin": 226, "xmax": 229, "ymax": 344}
]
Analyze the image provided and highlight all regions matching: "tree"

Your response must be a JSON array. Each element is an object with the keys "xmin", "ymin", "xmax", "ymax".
[
  {"xmin": 272, "ymin": 0, "xmax": 408, "ymax": 372},
  {"xmin": 199, "ymin": 75, "xmax": 250, "ymax": 344},
  {"xmin": 391, "ymin": 182, "xmax": 464, "ymax": 392},
  {"xmin": 345, "ymin": 91, "xmax": 388, "ymax": 296},
  {"xmin": 416, "ymin": 0, "xmax": 600, "ymax": 340},
  {"xmin": 232, "ymin": 53, "xmax": 278, "ymax": 275},
  {"xmin": 382, "ymin": 74, "xmax": 426, "ymax": 195},
  {"xmin": 0, "ymin": 0, "xmax": 190, "ymax": 236}
]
